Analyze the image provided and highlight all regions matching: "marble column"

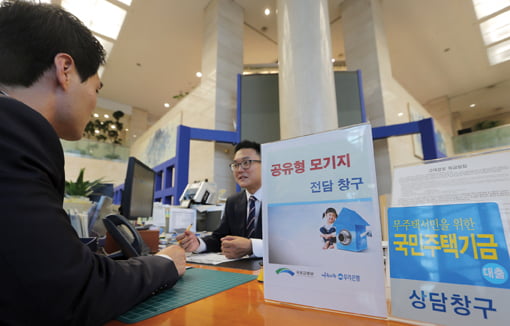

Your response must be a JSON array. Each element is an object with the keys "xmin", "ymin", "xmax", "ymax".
[
  {"xmin": 341, "ymin": 0, "xmax": 394, "ymax": 194},
  {"xmin": 277, "ymin": 0, "xmax": 338, "ymax": 139},
  {"xmin": 201, "ymin": 0, "xmax": 244, "ymax": 131},
  {"xmin": 200, "ymin": 0, "xmax": 244, "ymax": 195}
]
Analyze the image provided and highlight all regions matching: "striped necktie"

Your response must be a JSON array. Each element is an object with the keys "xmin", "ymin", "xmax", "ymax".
[{"xmin": 246, "ymin": 195, "xmax": 257, "ymax": 238}]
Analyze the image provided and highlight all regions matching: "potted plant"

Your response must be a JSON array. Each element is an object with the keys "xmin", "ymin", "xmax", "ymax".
[
  {"xmin": 64, "ymin": 168, "xmax": 105, "ymax": 213},
  {"xmin": 65, "ymin": 168, "xmax": 104, "ymax": 198}
]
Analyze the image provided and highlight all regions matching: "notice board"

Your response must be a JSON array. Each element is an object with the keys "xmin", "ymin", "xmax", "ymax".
[{"xmin": 261, "ymin": 123, "xmax": 386, "ymax": 317}]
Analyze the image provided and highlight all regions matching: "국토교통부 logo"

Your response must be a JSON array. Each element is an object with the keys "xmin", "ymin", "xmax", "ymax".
[{"xmin": 275, "ymin": 267, "xmax": 295, "ymax": 276}]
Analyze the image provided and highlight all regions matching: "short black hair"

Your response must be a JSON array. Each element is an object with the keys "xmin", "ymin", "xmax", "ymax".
[
  {"xmin": 322, "ymin": 207, "xmax": 337, "ymax": 218},
  {"xmin": 0, "ymin": 1, "xmax": 106, "ymax": 87},
  {"xmin": 234, "ymin": 140, "xmax": 261, "ymax": 156}
]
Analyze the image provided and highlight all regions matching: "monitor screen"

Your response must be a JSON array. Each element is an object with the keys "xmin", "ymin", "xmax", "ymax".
[{"xmin": 121, "ymin": 157, "xmax": 155, "ymax": 220}]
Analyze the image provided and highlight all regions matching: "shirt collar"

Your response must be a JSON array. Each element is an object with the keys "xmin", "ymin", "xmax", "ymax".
[{"xmin": 245, "ymin": 188, "xmax": 262, "ymax": 201}]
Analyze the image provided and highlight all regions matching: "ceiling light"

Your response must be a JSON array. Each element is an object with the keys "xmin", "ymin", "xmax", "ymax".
[
  {"xmin": 470, "ymin": 103, "xmax": 477, "ymax": 108},
  {"xmin": 94, "ymin": 35, "xmax": 114, "ymax": 60},
  {"xmin": 196, "ymin": 72, "xmax": 202, "ymax": 78},
  {"xmin": 164, "ymin": 103, "xmax": 170, "ymax": 108},
  {"xmin": 94, "ymin": 129, "xmax": 100, "ymax": 134},
  {"xmin": 479, "ymin": 10, "xmax": 510, "ymax": 45},
  {"xmin": 111, "ymin": 125, "xmax": 116, "ymax": 129},
  {"xmin": 398, "ymin": 112, "xmax": 404, "ymax": 117},
  {"xmin": 331, "ymin": 58, "xmax": 336, "ymax": 63},
  {"xmin": 487, "ymin": 38, "xmax": 510, "ymax": 64},
  {"xmin": 93, "ymin": 113, "xmax": 99, "ymax": 118},
  {"xmin": 97, "ymin": 66, "xmax": 105, "ymax": 78},
  {"xmin": 104, "ymin": 114, "xmax": 109, "ymax": 118},
  {"xmin": 264, "ymin": 8, "xmax": 271, "ymax": 16},
  {"xmin": 61, "ymin": 0, "xmax": 127, "ymax": 40},
  {"xmin": 472, "ymin": 0, "xmax": 510, "ymax": 20}
]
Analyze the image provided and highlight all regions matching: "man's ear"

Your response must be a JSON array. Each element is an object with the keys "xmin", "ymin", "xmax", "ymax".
[{"xmin": 54, "ymin": 53, "xmax": 75, "ymax": 91}]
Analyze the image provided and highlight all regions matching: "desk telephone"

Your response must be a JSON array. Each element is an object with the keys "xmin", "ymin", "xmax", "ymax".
[{"xmin": 103, "ymin": 214, "xmax": 148, "ymax": 259}]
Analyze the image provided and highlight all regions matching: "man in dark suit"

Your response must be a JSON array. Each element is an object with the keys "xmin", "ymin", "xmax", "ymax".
[
  {"xmin": 178, "ymin": 140, "xmax": 263, "ymax": 258},
  {"xmin": 0, "ymin": 2, "xmax": 185, "ymax": 325}
]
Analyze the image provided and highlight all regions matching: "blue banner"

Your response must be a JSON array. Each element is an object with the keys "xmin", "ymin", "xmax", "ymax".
[{"xmin": 389, "ymin": 202, "xmax": 510, "ymax": 289}]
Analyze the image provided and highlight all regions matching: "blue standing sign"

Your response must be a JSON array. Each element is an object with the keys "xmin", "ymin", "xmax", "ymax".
[{"xmin": 389, "ymin": 202, "xmax": 510, "ymax": 325}]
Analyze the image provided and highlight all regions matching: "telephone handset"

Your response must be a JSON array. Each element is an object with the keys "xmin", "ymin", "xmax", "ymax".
[{"xmin": 103, "ymin": 214, "xmax": 143, "ymax": 259}]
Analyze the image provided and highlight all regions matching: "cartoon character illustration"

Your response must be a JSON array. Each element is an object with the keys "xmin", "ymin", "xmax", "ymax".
[{"xmin": 320, "ymin": 207, "xmax": 337, "ymax": 249}]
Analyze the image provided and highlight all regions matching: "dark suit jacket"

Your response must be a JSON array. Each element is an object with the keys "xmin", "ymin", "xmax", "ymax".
[
  {"xmin": 202, "ymin": 190, "xmax": 262, "ymax": 252},
  {"xmin": 0, "ymin": 97, "xmax": 179, "ymax": 326}
]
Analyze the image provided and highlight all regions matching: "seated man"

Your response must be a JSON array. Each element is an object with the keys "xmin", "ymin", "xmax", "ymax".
[
  {"xmin": 0, "ymin": 2, "xmax": 185, "ymax": 325},
  {"xmin": 177, "ymin": 140, "xmax": 263, "ymax": 259}
]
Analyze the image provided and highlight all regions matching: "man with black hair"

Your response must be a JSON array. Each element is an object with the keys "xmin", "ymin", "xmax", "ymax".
[
  {"xmin": 178, "ymin": 140, "xmax": 263, "ymax": 259},
  {"xmin": 0, "ymin": 2, "xmax": 185, "ymax": 325}
]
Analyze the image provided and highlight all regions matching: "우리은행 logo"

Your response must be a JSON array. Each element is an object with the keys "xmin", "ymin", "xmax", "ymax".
[{"xmin": 275, "ymin": 267, "xmax": 295, "ymax": 276}]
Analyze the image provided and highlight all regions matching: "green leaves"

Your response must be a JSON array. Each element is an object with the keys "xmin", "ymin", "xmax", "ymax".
[{"xmin": 65, "ymin": 168, "xmax": 104, "ymax": 197}]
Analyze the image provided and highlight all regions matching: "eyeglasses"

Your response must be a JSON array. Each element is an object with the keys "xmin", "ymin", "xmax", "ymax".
[{"xmin": 229, "ymin": 159, "xmax": 261, "ymax": 171}]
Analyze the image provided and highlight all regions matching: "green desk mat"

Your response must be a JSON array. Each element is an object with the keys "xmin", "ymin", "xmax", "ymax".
[{"xmin": 117, "ymin": 268, "xmax": 257, "ymax": 323}]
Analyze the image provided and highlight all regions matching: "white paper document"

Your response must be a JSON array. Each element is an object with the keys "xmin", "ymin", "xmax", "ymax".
[
  {"xmin": 186, "ymin": 252, "xmax": 247, "ymax": 265},
  {"xmin": 168, "ymin": 207, "xmax": 196, "ymax": 233}
]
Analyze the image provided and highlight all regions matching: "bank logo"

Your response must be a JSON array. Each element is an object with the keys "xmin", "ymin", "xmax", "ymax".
[{"xmin": 275, "ymin": 267, "xmax": 295, "ymax": 276}]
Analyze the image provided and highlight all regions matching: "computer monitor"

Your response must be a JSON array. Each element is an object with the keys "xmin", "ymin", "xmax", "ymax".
[{"xmin": 121, "ymin": 157, "xmax": 155, "ymax": 220}]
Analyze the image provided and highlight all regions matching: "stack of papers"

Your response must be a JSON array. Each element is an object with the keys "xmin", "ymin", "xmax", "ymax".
[
  {"xmin": 186, "ymin": 252, "xmax": 248, "ymax": 265},
  {"xmin": 66, "ymin": 196, "xmax": 112, "ymax": 238},
  {"xmin": 68, "ymin": 209, "xmax": 89, "ymax": 238}
]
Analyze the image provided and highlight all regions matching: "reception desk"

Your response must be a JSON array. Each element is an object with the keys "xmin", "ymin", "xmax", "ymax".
[{"xmin": 105, "ymin": 263, "xmax": 420, "ymax": 326}]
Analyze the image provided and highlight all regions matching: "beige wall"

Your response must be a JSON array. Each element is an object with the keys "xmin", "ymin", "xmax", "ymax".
[{"xmin": 65, "ymin": 155, "xmax": 127, "ymax": 187}]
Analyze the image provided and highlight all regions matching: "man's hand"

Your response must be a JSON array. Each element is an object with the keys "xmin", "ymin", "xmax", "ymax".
[
  {"xmin": 157, "ymin": 245, "xmax": 186, "ymax": 276},
  {"xmin": 176, "ymin": 230, "xmax": 200, "ymax": 252},
  {"xmin": 220, "ymin": 235, "xmax": 252, "ymax": 259}
]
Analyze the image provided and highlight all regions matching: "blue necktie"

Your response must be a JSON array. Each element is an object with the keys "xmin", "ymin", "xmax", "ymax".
[{"xmin": 246, "ymin": 196, "xmax": 256, "ymax": 238}]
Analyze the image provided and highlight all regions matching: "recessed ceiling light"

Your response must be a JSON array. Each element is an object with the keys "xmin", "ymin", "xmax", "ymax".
[
  {"xmin": 164, "ymin": 103, "xmax": 170, "ymax": 108},
  {"xmin": 398, "ymin": 112, "xmax": 404, "ymax": 117},
  {"xmin": 93, "ymin": 113, "xmax": 99, "ymax": 118},
  {"xmin": 104, "ymin": 114, "xmax": 109, "ymax": 118},
  {"xmin": 264, "ymin": 8, "xmax": 271, "ymax": 16},
  {"xmin": 470, "ymin": 103, "xmax": 476, "ymax": 108},
  {"xmin": 331, "ymin": 58, "xmax": 336, "ymax": 63},
  {"xmin": 196, "ymin": 72, "xmax": 202, "ymax": 78}
]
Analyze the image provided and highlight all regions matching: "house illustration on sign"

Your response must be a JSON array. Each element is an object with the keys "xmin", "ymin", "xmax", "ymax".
[{"xmin": 333, "ymin": 207, "xmax": 372, "ymax": 252}]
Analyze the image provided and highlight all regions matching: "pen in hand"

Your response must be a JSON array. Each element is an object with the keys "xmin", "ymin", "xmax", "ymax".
[{"xmin": 178, "ymin": 224, "xmax": 193, "ymax": 244}]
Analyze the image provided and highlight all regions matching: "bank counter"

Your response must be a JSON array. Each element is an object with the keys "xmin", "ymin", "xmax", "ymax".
[{"xmin": 106, "ymin": 262, "xmax": 417, "ymax": 326}]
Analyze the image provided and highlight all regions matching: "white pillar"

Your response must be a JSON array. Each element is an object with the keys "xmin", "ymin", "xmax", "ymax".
[
  {"xmin": 191, "ymin": 0, "xmax": 244, "ymax": 196},
  {"xmin": 201, "ymin": 0, "xmax": 244, "ymax": 131},
  {"xmin": 277, "ymin": 0, "xmax": 338, "ymax": 139},
  {"xmin": 341, "ymin": 0, "xmax": 393, "ymax": 194}
]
